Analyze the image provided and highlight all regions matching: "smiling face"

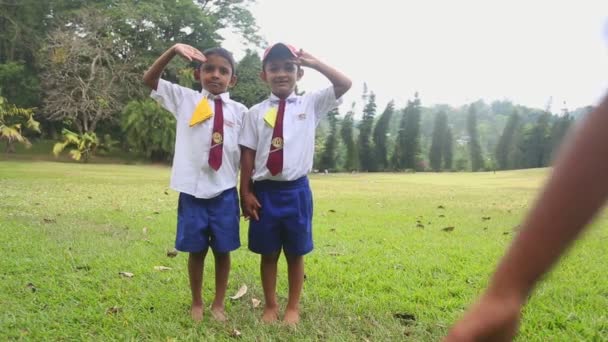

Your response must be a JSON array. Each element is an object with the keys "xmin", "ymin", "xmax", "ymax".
[
  {"xmin": 261, "ymin": 57, "xmax": 303, "ymax": 99},
  {"xmin": 197, "ymin": 54, "xmax": 236, "ymax": 95}
]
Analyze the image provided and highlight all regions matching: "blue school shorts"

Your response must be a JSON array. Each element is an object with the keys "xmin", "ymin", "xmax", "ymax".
[
  {"xmin": 248, "ymin": 176, "xmax": 313, "ymax": 256},
  {"xmin": 175, "ymin": 188, "xmax": 240, "ymax": 253}
]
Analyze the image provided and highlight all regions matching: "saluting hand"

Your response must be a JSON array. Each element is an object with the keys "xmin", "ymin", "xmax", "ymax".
[{"xmin": 173, "ymin": 43, "xmax": 207, "ymax": 63}]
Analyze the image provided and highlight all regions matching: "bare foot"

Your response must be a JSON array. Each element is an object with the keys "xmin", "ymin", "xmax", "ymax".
[
  {"xmin": 262, "ymin": 305, "xmax": 279, "ymax": 323},
  {"xmin": 283, "ymin": 307, "xmax": 300, "ymax": 326},
  {"xmin": 191, "ymin": 304, "xmax": 203, "ymax": 322},
  {"xmin": 210, "ymin": 305, "xmax": 227, "ymax": 322}
]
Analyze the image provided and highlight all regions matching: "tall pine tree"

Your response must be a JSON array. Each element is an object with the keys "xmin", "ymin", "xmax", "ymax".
[
  {"xmin": 429, "ymin": 111, "xmax": 449, "ymax": 171},
  {"xmin": 395, "ymin": 93, "xmax": 422, "ymax": 170},
  {"xmin": 318, "ymin": 108, "xmax": 340, "ymax": 171},
  {"xmin": 495, "ymin": 110, "xmax": 520, "ymax": 170},
  {"xmin": 443, "ymin": 127, "xmax": 453, "ymax": 170},
  {"xmin": 466, "ymin": 104, "xmax": 485, "ymax": 171},
  {"xmin": 372, "ymin": 100, "xmax": 394, "ymax": 170},
  {"xmin": 358, "ymin": 92, "xmax": 376, "ymax": 171},
  {"xmin": 340, "ymin": 103, "xmax": 357, "ymax": 171}
]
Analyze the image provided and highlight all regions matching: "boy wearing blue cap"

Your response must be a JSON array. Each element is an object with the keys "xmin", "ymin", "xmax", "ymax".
[{"xmin": 238, "ymin": 43, "xmax": 352, "ymax": 325}]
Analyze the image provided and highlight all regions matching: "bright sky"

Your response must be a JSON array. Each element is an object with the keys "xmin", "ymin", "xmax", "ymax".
[{"xmin": 223, "ymin": 0, "xmax": 608, "ymax": 113}]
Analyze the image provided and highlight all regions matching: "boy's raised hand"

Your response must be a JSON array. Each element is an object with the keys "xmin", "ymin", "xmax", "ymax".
[
  {"xmin": 295, "ymin": 49, "xmax": 319, "ymax": 69},
  {"xmin": 173, "ymin": 43, "xmax": 207, "ymax": 63},
  {"xmin": 241, "ymin": 192, "xmax": 262, "ymax": 221}
]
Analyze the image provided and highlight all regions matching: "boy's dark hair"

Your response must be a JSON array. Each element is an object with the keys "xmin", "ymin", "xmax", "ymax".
[{"xmin": 197, "ymin": 47, "xmax": 236, "ymax": 75}]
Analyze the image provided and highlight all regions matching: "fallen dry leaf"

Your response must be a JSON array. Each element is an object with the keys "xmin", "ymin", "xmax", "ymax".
[
  {"xmin": 393, "ymin": 312, "xmax": 416, "ymax": 325},
  {"xmin": 442, "ymin": 226, "xmax": 455, "ymax": 232},
  {"xmin": 230, "ymin": 284, "xmax": 248, "ymax": 300},
  {"xmin": 230, "ymin": 329, "xmax": 242, "ymax": 338},
  {"xmin": 106, "ymin": 306, "xmax": 122, "ymax": 314},
  {"xmin": 251, "ymin": 298, "xmax": 261, "ymax": 308},
  {"xmin": 154, "ymin": 266, "xmax": 172, "ymax": 271},
  {"xmin": 25, "ymin": 283, "xmax": 36, "ymax": 292},
  {"xmin": 166, "ymin": 249, "xmax": 178, "ymax": 258},
  {"xmin": 142, "ymin": 227, "xmax": 148, "ymax": 234},
  {"xmin": 119, "ymin": 272, "xmax": 134, "ymax": 278}
]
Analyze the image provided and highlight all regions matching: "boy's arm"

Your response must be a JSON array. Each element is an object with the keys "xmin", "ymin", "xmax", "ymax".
[
  {"xmin": 239, "ymin": 146, "xmax": 261, "ymax": 221},
  {"xmin": 297, "ymin": 50, "xmax": 352, "ymax": 99},
  {"xmin": 143, "ymin": 44, "xmax": 207, "ymax": 90},
  {"xmin": 445, "ymin": 94, "xmax": 608, "ymax": 341}
]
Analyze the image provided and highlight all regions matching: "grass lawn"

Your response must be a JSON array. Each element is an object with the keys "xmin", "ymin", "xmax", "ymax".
[{"xmin": 1, "ymin": 161, "xmax": 608, "ymax": 341}]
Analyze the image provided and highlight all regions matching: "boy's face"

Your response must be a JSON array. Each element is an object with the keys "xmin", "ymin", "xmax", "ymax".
[
  {"xmin": 196, "ymin": 54, "xmax": 236, "ymax": 95},
  {"xmin": 261, "ymin": 58, "xmax": 304, "ymax": 98}
]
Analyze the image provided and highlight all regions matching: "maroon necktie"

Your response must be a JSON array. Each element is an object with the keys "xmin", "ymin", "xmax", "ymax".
[
  {"xmin": 208, "ymin": 97, "xmax": 223, "ymax": 171},
  {"xmin": 266, "ymin": 99, "xmax": 285, "ymax": 175}
]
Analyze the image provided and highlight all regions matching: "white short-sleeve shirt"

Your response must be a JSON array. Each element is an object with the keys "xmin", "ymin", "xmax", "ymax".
[
  {"xmin": 239, "ymin": 86, "xmax": 342, "ymax": 181},
  {"xmin": 151, "ymin": 79, "xmax": 247, "ymax": 199}
]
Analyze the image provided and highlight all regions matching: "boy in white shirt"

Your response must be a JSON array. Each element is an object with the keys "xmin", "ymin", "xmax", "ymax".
[
  {"xmin": 238, "ymin": 43, "xmax": 352, "ymax": 325},
  {"xmin": 144, "ymin": 44, "xmax": 246, "ymax": 322}
]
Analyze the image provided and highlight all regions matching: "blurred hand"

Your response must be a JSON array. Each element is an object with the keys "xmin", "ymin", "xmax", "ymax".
[{"xmin": 444, "ymin": 292, "xmax": 523, "ymax": 342}]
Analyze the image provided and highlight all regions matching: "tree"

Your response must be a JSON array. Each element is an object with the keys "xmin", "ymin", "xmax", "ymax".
[
  {"xmin": 340, "ymin": 104, "xmax": 357, "ymax": 171},
  {"xmin": 429, "ymin": 111, "xmax": 449, "ymax": 171},
  {"xmin": 318, "ymin": 108, "xmax": 340, "ymax": 171},
  {"xmin": 466, "ymin": 104, "xmax": 484, "ymax": 171},
  {"xmin": 0, "ymin": 95, "xmax": 40, "ymax": 152},
  {"xmin": 443, "ymin": 127, "xmax": 453, "ymax": 170},
  {"xmin": 230, "ymin": 50, "xmax": 268, "ymax": 108},
  {"xmin": 393, "ymin": 93, "xmax": 422, "ymax": 170},
  {"xmin": 548, "ymin": 106, "xmax": 573, "ymax": 162},
  {"xmin": 372, "ymin": 100, "xmax": 394, "ymax": 170},
  {"xmin": 52, "ymin": 128, "xmax": 99, "ymax": 162},
  {"xmin": 39, "ymin": 8, "xmax": 140, "ymax": 134},
  {"xmin": 358, "ymin": 92, "xmax": 376, "ymax": 171},
  {"xmin": 121, "ymin": 100, "xmax": 176, "ymax": 162},
  {"xmin": 495, "ymin": 110, "xmax": 520, "ymax": 170}
]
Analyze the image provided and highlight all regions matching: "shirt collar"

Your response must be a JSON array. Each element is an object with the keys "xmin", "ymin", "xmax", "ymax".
[
  {"xmin": 201, "ymin": 88, "xmax": 230, "ymax": 102},
  {"xmin": 269, "ymin": 92, "xmax": 298, "ymax": 104}
]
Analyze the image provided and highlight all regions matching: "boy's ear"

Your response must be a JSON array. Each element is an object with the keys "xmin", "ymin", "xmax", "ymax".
[
  {"xmin": 228, "ymin": 75, "xmax": 238, "ymax": 88},
  {"xmin": 297, "ymin": 68, "xmax": 304, "ymax": 81},
  {"xmin": 260, "ymin": 70, "xmax": 268, "ymax": 82},
  {"xmin": 193, "ymin": 68, "xmax": 201, "ymax": 81}
]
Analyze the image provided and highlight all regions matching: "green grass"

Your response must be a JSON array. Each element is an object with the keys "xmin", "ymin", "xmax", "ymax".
[{"xmin": 1, "ymin": 161, "xmax": 608, "ymax": 341}]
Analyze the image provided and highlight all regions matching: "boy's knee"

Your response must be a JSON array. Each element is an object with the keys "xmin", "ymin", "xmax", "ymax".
[
  {"xmin": 261, "ymin": 252, "xmax": 281, "ymax": 264},
  {"xmin": 284, "ymin": 253, "xmax": 304, "ymax": 264}
]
